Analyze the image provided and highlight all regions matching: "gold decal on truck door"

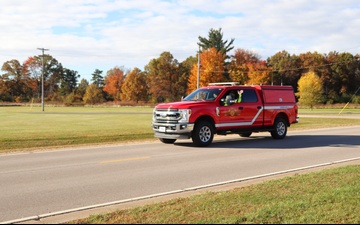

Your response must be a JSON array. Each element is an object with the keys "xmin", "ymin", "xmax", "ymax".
[{"xmin": 225, "ymin": 108, "xmax": 240, "ymax": 117}]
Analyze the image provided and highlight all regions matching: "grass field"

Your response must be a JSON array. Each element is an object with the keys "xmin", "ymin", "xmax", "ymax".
[
  {"xmin": 0, "ymin": 106, "xmax": 155, "ymax": 153},
  {"xmin": 1, "ymin": 105, "xmax": 360, "ymax": 153}
]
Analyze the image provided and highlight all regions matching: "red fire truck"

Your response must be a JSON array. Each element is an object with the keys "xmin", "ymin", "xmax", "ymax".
[{"xmin": 152, "ymin": 82, "xmax": 299, "ymax": 147}]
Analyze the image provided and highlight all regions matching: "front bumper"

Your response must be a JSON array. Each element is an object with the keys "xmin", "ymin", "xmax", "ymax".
[{"xmin": 152, "ymin": 122, "xmax": 194, "ymax": 139}]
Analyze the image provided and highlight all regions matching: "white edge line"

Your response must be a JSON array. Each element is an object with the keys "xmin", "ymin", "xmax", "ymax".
[{"xmin": 2, "ymin": 157, "xmax": 360, "ymax": 224}]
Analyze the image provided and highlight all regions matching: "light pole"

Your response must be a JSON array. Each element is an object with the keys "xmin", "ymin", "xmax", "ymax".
[
  {"xmin": 37, "ymin": 48, "xmax": 49, "ymax": 112},
  {"xmin": 197, "ymin": 45, "xmax": 201, "ymax": 89}
]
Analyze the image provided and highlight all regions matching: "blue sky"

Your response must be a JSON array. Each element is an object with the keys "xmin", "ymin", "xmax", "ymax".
[{"xmin": 1, "ymin": 0, "xmax": 360, "ymax": 82}]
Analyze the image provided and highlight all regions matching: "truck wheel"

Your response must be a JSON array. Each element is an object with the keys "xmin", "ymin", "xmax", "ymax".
[
  {"xmin": 159, "ymin": 138, "xmax": 176, "ymax": 144},
  {"xmin": 192, "ymin": 121, "xmax": 214, "ymax": 147},
  {"xmin": 271, "ymin": 118, "xmax": 287, "ymax": 139},
  {"xmin": 239, "ymin": 132, "xmax": 252, "ymax": 137}
]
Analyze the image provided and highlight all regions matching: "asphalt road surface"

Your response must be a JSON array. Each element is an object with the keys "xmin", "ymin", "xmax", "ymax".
[{"xmin": 1, "ymin": 126, "xmax": 360, "ymax": 224}]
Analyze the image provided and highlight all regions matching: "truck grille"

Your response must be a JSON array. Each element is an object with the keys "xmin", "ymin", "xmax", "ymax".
[{"xmin": 154, "ymin": 109, "xmax": 181, "ymax": 122}]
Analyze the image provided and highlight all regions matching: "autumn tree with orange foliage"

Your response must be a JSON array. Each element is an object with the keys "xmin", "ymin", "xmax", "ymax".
[
  {"xmin": 1, "ymin": 59, "xmax": 28, "ymax": 102},
  {"xmin": 22, "ymin": 57, "xmax": 44, "ymax": 100},
  {"xmin": 187, "ymin": 48, "xmax": 227, "ymax": 94},
  {"xmin": 147, "ymin": 52, "xmax": 185, "ymax": 103},
  {"xmin": 22, "ymin": 57, "xmax": 42, "ymax": 92},
  {"xmin": 103, "ymin": 66, "xmax": 126, "ymax": 101},
  {"xmin": 247, "ymin": 60, "xmax": 272, "ymax": 85},
  {"xmin": 121, "ymin": 67, "xmax": 148, "ymax": 103},
  {"xmin": 228, "ymin": 48, "xmax": 261, "ymax": 85}
]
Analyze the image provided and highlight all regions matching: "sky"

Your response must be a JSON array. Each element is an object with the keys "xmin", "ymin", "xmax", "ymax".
[{"xmin": 1, "ymin": 0, "xmax": 360, "ymax": 82}]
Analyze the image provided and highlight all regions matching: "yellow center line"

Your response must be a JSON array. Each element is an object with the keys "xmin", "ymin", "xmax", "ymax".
[{"xmin": 99, "ymin": 156, "xmax": 150, "ymax": 164}]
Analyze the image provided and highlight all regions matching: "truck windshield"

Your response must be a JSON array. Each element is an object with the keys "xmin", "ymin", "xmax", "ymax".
[{"xmin": 183, "ymin": 88, "xmax": 223, "ymax": 101}]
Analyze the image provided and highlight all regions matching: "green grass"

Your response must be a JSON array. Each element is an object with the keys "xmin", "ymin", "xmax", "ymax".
[
  {"xmin": 291, "ymin": 117, "xmax": 360, "ymax": 130},
  {"xmin": 0, "ymin": 106, "xmax": 155, "ymax": 153},
  {"xmin": 0, "ymin": 106, "xmax": 359, "ymax": 153},
  {"xmin": 70, "ymin": 165, "xmax": 360, "ymax": 224},
  {"xmin": 299, "ymin": 107, "xmax": 360, "ymax": 115}
]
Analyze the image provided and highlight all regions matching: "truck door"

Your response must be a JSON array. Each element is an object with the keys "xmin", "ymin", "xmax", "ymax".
[{"xmin": 217, "ymin": 88, "xmax": 263, "ymax": 129}]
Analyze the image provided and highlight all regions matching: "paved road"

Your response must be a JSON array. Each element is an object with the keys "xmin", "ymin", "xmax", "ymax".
[{"xmin": 1, "ymin": 126, "xmax": 360, "ymax": 223}]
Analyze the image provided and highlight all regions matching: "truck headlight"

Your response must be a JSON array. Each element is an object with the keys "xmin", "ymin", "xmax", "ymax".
[
  {"xmin": 152, "ymin": 109, "xmax": 156, "ymax": 122},
  {"xmin": 179, "ymin": 109, "xmax": 192, "ymax": 123}
]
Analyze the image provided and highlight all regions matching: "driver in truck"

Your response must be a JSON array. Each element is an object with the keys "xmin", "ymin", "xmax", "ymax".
[{"xmin": 224, "ymin": 90, "xmax": 243, "ymax": 106}]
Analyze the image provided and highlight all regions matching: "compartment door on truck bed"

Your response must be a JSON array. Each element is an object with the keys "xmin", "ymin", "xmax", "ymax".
[
  {"xmin": 261, "ymin": 86, "xmax": 296, "ymax": 126},
  {"xmin": 217, "ymin": 88, "xmax": 263, "ymax": 129}
]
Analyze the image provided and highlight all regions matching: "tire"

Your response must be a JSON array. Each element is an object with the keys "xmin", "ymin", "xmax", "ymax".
[
  {"xmin": 159, "ymin": 138, "xmax": 176, "ymax": 144},
  {"xmin": 239, "ymin": 132, "xmax": 252, "ymax": 137},
  {"xmin": 192, "ymin": 121, "xmax": 214, "ymax": 147},
  {"xmin": 271, "ymin": 118, "xmax": 287, "ymax": 139}
]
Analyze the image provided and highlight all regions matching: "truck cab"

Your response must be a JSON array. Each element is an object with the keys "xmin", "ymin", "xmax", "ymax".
[{"xmin": 152, "ymin": 83, "xmax": 298, "ymax": 147}]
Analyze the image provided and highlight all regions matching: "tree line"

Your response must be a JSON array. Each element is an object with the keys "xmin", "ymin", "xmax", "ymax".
[{"xmin": 1, "ymin": 28, "xmax": 360, "ymax": 105}]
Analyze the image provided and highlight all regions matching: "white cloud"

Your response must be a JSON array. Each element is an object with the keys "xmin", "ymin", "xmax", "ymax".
[{"xmin": 1, "ymin": 0, "xmax": 360, "ymax": 81}]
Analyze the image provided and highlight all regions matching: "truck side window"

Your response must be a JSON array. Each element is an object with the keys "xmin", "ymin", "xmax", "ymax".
[
  {"xmin": 220, "ymin": 91, "xmax": 237, "ymax": 106},
  {"xmin": 220, "ymin": 90, "xmax": 244, "ymax": 106},
  {"xmin": 242, "ymin": 90, "xmax": 258, "ymax": 103}
]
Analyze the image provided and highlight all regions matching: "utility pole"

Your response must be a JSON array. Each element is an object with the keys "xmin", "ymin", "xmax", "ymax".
[
  {"xmin": 37, "ymin": 48, "xmax": 49, "ymax": 112},
  {"xmin": 197, "ymin": 45, "xmax": 201, "ymax": 89}
]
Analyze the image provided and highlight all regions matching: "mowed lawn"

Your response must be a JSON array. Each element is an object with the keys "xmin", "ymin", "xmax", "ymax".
[
  {"xmin": 0, "ymin": 106, "xmax": 155, "ymax": 152},
  {"xmin": 1, "ymin": 105, "xmax": 360, "ymax": 153}
]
